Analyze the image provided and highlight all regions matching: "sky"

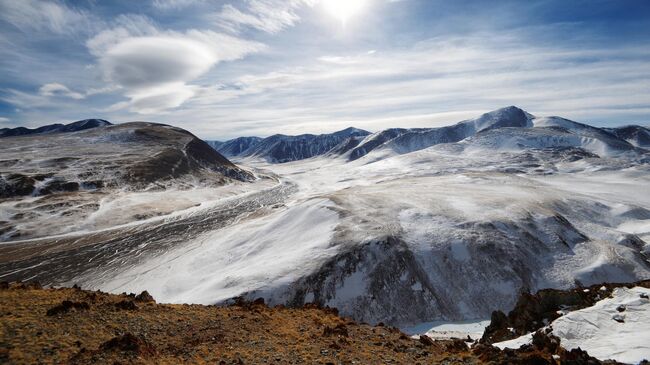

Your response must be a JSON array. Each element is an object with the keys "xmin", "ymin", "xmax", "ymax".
[{"xmin": 0, "ymin": 0, "xmax": 649, "ymax": 140}]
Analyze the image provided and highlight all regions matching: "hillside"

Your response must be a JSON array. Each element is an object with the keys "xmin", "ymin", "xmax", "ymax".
[
  {"xmin": 0, "ymin": 122, "xmax": 254, "ymax": 241},
  {"xmin": 0, "ymin": 282, "xmax": 621, "ymax": 365}
]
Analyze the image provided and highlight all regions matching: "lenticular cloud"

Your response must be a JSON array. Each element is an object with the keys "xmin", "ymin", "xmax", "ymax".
[{"xmin": 88, "ymin": 19, "xmax": 265, "ymax": 114}]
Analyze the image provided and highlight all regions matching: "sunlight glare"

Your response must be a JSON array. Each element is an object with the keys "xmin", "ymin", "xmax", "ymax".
[{"xmin": 322, "ymin": 0, "xmax": 369, "ymax": 24}]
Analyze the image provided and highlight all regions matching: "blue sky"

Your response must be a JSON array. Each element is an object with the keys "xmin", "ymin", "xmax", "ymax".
[{"xmin": 0, "ymin": 0, "xmax": 649, "ymax": 139}]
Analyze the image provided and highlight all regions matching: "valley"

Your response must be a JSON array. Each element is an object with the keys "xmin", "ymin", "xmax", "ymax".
[{"xmin": 1, "ymin": 107, "xmax": 649, "ymax": 363}]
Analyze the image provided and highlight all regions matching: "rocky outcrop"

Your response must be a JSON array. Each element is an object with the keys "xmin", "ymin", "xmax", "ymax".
[
  {"xmin": 480, "ymin": 280, "xmax": 650, "ymax": 344},
  {"xmin": 1, "ymin": 283, "xmax": 621, "ymax": 364}
]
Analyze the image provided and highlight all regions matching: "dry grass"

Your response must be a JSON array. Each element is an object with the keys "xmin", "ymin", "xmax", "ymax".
[{"xmin": 0, "ymin": 284, "xmax": 477, "ymax": 364}]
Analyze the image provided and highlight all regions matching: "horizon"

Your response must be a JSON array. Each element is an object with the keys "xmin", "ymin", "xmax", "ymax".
[
  {"xmin": 1, "ymin": 0, "xmax": 650, "ymax": 139},
  {"xmin": 2, "ymin": 105, "xmax": 648, "ymax": 141}
]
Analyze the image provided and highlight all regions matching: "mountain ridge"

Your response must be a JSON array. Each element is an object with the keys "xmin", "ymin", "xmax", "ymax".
[
  {"xmin": 208, "ymin": 106, "xmax": 649, "ymax": 162},
  {"xmin": 0, "ymin": 119, "xmax": 111, "ymax": 138}
]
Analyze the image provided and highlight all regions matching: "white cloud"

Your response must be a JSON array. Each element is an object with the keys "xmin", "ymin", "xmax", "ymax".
[
  {"xmin": 156, "ymin": 33, "xmax": 650, "ymax": 138},
  {"xmin": 87, "ymin": 16, "xmax": 265, "ymax": 114},
  {"xmin": 86, "ymin": 14, "xmax": 159, "ymax": 57},
  {"xmin": 151, "ymin": 0, "xmax": 202, "ymax": 10},
  {"xmin": 0, "ymin": 0, "xmax": 99, "ymax": 34},
  {"xmin": 38, "ymin": 83, "xmax": 84, "ymax": 100},
  {"xmin": 213, "ymin": 0, "xmax": 316, "ymax": 34}
]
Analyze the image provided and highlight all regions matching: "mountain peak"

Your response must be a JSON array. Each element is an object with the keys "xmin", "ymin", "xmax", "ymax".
[
  {"xmin": 333, "ymin": 126, "xmax": 371, "ymax": 137},
  {"xmin": 472, "ymin": 106, "xmax": 534, "ymax": 132}
]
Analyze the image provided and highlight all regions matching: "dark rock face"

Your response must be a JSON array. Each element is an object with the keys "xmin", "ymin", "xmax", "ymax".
[
  {"xmin": 347, "ymin": 128, "xmax": 410, "ymax": 160},
  {"xmin": 214, "ymin": 127, "xmax": 371, "ymax": 163},
  {"xmin": 211, "ymin": 136, "xmax": 263, "ymax": 157},
  {"xmin": 0, "ymin": 174, "xmax": 36, "ymax": 198},
  {"xmin": 605, "ymin": 125, "xmax": 650, "ymax": 148},
  {"xmin": 37, "ymin": 180, "xmax": 80, "ymax": 195},
  {"xmin": 0, "ymin": 119, "xmax": 111, "ymax": 138},
  {"xmin": 134, "ymin": 290, "xmax": 155, "ymax": 303}
]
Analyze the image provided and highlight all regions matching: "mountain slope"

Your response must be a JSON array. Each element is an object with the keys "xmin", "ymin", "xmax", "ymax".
[
  {"xmin": 207, "ymin": 107, "xmax": 646, "ymax": 164},
  {"xmin": 0, "ymin": 122, "xmax": 253, "ymax": 241},
  {"xmin": 1, "ymin": 108, "xmax": 648, "ymax": 337},
  {"xmin": 0, "ymin": 119, "xmax": 111, "ymax": 138},
  {"xmin": 345, "ymin": 106, "xmax": 534, "ymax": 160},
  {"xmin": 604, "ymin": 125, "xmax": 650, "ymax": 148},
  {"xmin": 3, "ymin": 283, "xmax": 616, "ymax": 365},
  {"xmin": 213, "ymin": 136, "xmax": 263, "ymax": 157},
  {"xmin": 214, "ymin": 127, "xmax": 371, "ymax": 163}
]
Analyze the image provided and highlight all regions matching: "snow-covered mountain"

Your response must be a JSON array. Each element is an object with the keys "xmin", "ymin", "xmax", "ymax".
[
  {"xmin": 0, "ymin": 122, "xmax": 252, "ymax": 241},
  {"xmin": 1, "ymin": 107, "xmax": 648, "ymax": 335},
  {"xmin": 347, "ymin": 105, "xmax": 534, "ymax": 160},
  {"xmin": 210, "ymin": 127, "xmax": 370, "ymax": 162},
  {"xmin": 605, "ymin": 125, "xmax": 650, "ymax": 148},
  {"xmin": 211, "ymin": 136, "xmax": 263, "ymax": 157},
  {"xmin": 0, "ymin": 119, "xmax": 111, "ymax": 138},
  {"xmin": 342, "ymin": 107, "xmax": 647, "ymax": 161},
  {"xmin": 210, "ymin": 106, "xmax": 647, "ymax": 164}
]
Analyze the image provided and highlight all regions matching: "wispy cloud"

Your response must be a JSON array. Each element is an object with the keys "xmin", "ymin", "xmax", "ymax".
[
  {"xmin": 158, "ymin": 32, "xmax": 650, "ymax": 138},
  {"xmin": 0, "ymin": 0, "xmax": 648, "ymax": 137},
  {"xmin": 38, "ymin": 83, "xmax": 84, "ymax": 100},
  {"xmin": 151, "ymin": 0, "xmax": 203, "ymax": 10},
  {"xmin": 213, "ymin": 0, "xmax": 316, "ymax": 34},
  {"xmin": 0, "ymin": 0, "xmax": 101, "ymax": 35}
]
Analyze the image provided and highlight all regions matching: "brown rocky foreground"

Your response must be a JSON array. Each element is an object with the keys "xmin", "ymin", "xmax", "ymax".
[{"xmin": 0, "ymin": 282, "xmax": 624, "ymax": 364}]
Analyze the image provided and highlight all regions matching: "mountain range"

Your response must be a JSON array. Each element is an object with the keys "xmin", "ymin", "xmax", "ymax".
[
  {"xmin": 0, "ymin": 119, "xmax": 112, "ymax": 138},
  {"xmin": 208, "ymin": 106, "xmax": 649, "ymax": 163},
  {"xmin": 1, "ymin": 106, "xmax": 649, "ymax": 362}
]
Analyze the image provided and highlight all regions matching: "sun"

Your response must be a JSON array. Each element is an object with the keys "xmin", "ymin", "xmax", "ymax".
[{"xmin": 321, "ymin": 0, "xmax": 369, "ymax": 24}]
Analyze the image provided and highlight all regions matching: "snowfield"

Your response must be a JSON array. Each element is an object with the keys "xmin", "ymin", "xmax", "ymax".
[
  {"xmin": 98, "ymin": 198, "xmax": 340, "ymax": 304},
  {"xmin": 496, "ymin": 286, "xmax": 650, "ymax": 364}
]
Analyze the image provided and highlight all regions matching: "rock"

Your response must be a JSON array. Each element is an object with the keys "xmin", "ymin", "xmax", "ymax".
[
  {"xmin": 46, "ymin": 300, "xmax": 90, "ymax": 316},
  {"xmin": 134, "ymin": 291, "xmax": 155, "ymax": 303},
  {"xmin": 612, "ymin": 314, "xmax": 625, "ymax": 323},
  {"xmin": 0, "ymin": 174, "xmax": 35, "ymax": 198},
  {"xmin": 531, "ymin": 331, "xmax": 560, "ymax": 353},
  {"xmin": 37, "ymin": 180, "xmax": 79, "ymax": 195},
  {"xmin": 115, "ymin": 300, "xmax": 138, "ymax": 311},
  {"xmin": 479, "ymin": 281, "xmax": 650, "ymax": 344},
  {"xmin": 418, "ymin": 335, "xmax": 434, "ymax": 346},
  {"xmin": 322, "ymin": 324, "xmax": 348, "ymax": 337},
  {"xmin": 98, "ymin": 333, "xmax": 156, "ymax": 357},
  {"xmin": 445, "ymin": 339, "xmax": 468, "ymax": 352}
]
